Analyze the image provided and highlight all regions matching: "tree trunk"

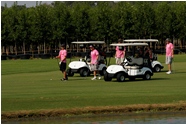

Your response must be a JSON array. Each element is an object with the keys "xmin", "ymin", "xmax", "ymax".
[
  {"xmin": 6, "ymin": 46, "xmax": 9, "ymax": 55},
  {"xmin": 31, "ymin": 43, "xmax": 34, "ymax": 57},
  {"xmin": 23, "ymin": 41, "xmax": 26, "ymax": 54},
  {"xmin": 44, "ymin": 41, "xmax": 46, "ymax": 54},
  {"xmin": 37, "ymin": 45, "xmax": 40, "ymax": 54},
  {"xmin": 15, "ymin": 42, "xmax": 17, "ymax": 55}
]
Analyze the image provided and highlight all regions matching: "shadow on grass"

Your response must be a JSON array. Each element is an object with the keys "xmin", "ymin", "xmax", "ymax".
[
  {"xmin": 151, "ymin": 78, "xmax": 170, "ymax": 80},
  {"xmin": 109, "ymin": 77, "xmax": 170, "ymax": 83},
  {"xmin": 158, "ymin": 70, "xmax": 186, "ymax": 74},
  {"xmin": 110, "ymin": 79, "xmax": 145, "ymax": 83},
  {"xmin": 67, "ymin": 77, "xmax": 93, "ymax": 81},
  {"xmin": 157, "ymin": 70, "xmax": 168, "ymax": 73},
  {"xmin": 171, "ymin": 71, "xmax": 186, "ymax": 74}
]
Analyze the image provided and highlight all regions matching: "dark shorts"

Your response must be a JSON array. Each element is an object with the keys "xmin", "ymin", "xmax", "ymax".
[{"xmin": 60, "ymin": 62, "xmax": 66, "ymax": 72}]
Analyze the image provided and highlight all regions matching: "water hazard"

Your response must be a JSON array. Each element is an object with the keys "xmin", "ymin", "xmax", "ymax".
[{"xmin": 2, "ymin": 112, "xmax": 186, "ymax": 124}]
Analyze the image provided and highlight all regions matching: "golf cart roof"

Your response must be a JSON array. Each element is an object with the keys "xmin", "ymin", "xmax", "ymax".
[
  {"xmin": 110, "ymin": 43, "xmax": 148, "ymax": 47},
  {"xmin": 71, "ymin": 41, "xmax": 105, "ymax": 44},
  {"xmin": 124, "ymin": 39, "xmax": 158, "ymax": 43}
]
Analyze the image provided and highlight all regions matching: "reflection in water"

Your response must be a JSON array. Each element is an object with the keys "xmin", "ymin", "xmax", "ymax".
[{"xmin": 2, "ymin": 112, "xmax": 186, "ymax": 124}]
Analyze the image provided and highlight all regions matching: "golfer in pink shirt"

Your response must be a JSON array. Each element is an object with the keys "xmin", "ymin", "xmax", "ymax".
[
  {"xmin": 90, "ymin": 45, "xmax": 100, "ymax": 80},
  {"xmin": 165, "ymin": 38, "xmax": 174, "ymax": 74},
  {"xmin": 115, "ymin": 39, "xmax": 126, "ymax": 64},
  {"xmin": 56, "ymin": 44, "xmax": 68, "ymax": 81}
]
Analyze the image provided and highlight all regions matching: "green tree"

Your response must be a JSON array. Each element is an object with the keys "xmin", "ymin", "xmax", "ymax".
[
  {"xmin": 1, "ymin": 2, "xmax": 186, "ymax": 55},
  {"xmin": 16, "ymin": 6, "xmax": 33, "ymax": 54},
  {"xmin": 131, "ymin": 2, "xmax": 156, "ymax": 39},
  {"xmin": 32, "ymin": 3, "xmax": 53, "ymax": 54},
  {"xmin": 70, "ymin": 2, "xmax": 92, "ymax": 41},
  {"xmin": 154, "ymin": 2, "xmax": 173, "ymax": 41},
  {"xmin": 172, "ymin": 2, "xmax": 186, "ymax": 39},
  {"xmin": 1, "ymin": 6, "xmax": 12, "ymax": 54},
  {"xmin": 51, "ymin": 1, "xmax": 72, "ymax": 47},
  {"xmin": 111, "ymin": 2, "xmax": 134, "ymax": 40},
  {"xmin": 1, "ymin": 2, "xmax": 25, "ymax": 55},
  {"xmin": 91, "ymin": 2, "xmax": 113, "ymax": 43}
]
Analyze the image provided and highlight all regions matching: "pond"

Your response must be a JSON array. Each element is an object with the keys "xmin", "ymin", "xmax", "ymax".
[{"xmin": 2, "ymin": 112, "xmax": 186, "ymax": 124}]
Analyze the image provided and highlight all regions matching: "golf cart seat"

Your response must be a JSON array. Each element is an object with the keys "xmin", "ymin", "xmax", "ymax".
[
  {"xmin": 127, "ymin": 57, "xmax": 143, "ymax": 66},
  {"xmin": 86, "ymin": 58, "xmax": 91, "ymax": 62},
  {"xmin": 124, "ymin": 57, "xmax": 144, "ymax": 69},
  {"xmin": 98, "ymin": 56, "xmax": 105, "ymax": 64},
  {"xmin": 124, "ymin": 65, "xmax": 142, "ymax": 69}
]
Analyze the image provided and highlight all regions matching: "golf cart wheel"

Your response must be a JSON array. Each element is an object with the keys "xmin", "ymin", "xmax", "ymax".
[
  {"xmin": 154, "ymin": 65, "xmax": 161, "ymax": 72},
  {"xmin": 67, "ymin": 68, "xmax": 74, "ymax": 77},
  {"xmin": 104, "ymin": 72, "xmax": 112, "ymax": 81},
  {"xmin": 100, "ymin": 67, "xmax": 107, "ymax": 76},
  {"xmin": 80, "ymin": 68, "xmax": 89, "ymax": 77},
  {"xmin": 116, "ymin": 73, "xmax": 125, "ymax": 82},
  {"xmin": 143, "ymin": 71, "xmax": 151, "ymax": 80}
]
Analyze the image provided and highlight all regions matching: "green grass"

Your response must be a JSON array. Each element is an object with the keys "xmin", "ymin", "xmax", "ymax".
[{"xmin": 1, "ymin": 54, "xmax": 186, "ymax": 112}]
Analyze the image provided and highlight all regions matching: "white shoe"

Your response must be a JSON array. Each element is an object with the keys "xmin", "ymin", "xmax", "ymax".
[
  {"xmin": 98, "ymin": 76, "xmax": 101, "ymax": 80},
  {"xmin": 166, "ymin": 71, "xmax": 172, "ymax": 74},
  {"xmin": 91, "ymin": 77, "xmax": 97, "ymax": 80}
]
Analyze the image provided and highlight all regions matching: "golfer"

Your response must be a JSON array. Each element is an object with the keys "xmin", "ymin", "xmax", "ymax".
[
  {"xmin": 165, "ymin": 38, "xmax": 174, "ymax": 74},
  {"xmin": 89, "ymin": 45, "xmax": 100, "ymax": 80},
  {"xmin": 56, "ymin": 44, "xmax": 68, "ymax": 81},
  {"xmin": 115, "ymin": 39, "xmax": 126, "ymax": 64}
]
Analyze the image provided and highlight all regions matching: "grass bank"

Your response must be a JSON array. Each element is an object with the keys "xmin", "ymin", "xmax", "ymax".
[
  {"xmin": 1, "ymin": 54, "xmax": 186, "ymax": 119},
  {"xmin": 2, "ymin": 102, "xmax": 186, "ymax": 120}
]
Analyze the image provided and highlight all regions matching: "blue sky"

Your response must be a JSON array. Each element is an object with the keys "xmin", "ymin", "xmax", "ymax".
[{"xmin": 1, "ymin": 1, "xmax": 53, "ymax": 7}]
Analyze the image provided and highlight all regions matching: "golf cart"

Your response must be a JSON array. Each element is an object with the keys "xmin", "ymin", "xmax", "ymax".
[
  {"xmin": 124, "ymin": 39, "xmax": 164, "ymax": 72},
  {"xmin": 67, "ymin": 41, "xmax": 107, "ymax": 77},
  {"xmin": 104, "ymin": 43, "xmax": 153, "ymax": 82}
]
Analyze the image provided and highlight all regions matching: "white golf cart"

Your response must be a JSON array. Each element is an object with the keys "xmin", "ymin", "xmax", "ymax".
[
  {"xmin": 104, "ymin": 43, "xmax": 153, "ymax": 82},
  {"xmin": 67, "ymin": 41, "xmax": 107, "ymax": 77},
  {"xmin": 124, "ymin": 39, "xmax": 164, "ymax": 72}
]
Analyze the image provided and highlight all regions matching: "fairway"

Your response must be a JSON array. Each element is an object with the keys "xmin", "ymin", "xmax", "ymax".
[{"xmin": 1, "ymin": 54, "xmax": 186, "ymax": 117}]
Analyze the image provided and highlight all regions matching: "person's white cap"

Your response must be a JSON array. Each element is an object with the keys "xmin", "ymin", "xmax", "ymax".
[
  {"xmin": 89, "ymin": 45, "xmax": 94, "ymax": 47},
  {"xmin": 165, "ymin": 38, "xmax": 171, "ymax": 41}
]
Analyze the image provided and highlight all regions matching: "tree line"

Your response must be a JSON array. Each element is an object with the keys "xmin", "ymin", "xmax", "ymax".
[{"xmin": 1, "ymin": 1, "xmax": 186, "ymax": 55}]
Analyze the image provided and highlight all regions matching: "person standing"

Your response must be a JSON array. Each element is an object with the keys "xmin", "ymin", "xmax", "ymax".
[
  {"xmin": 165, "ymin": 38, "xmax": 174, "ymax": 74},
  {"xmin": 90, "ymin": 45, "xmax": 100, "ymax": 80},
  {"xmin": 115, "ymin": 39, "xmax": 126, "ymax": 64},
  {"xmin": 56, "ymin": 44, "xmax": 68, "ymax": 81}
]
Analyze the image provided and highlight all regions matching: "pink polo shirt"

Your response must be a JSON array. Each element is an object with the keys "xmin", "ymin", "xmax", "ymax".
[
  {"xmin": 91, "ymin": 49, "xmax": 99, "ymax": 64},
  {"xmin": 166, "ymin": 43, "xmax": 174, "ymax": 57},
  {"xmin": 59, "ymin": 49, "xmax": 67, "ymax": 63},
  {"xmin": 116, "ymin": 46, "xmax": 126, "ymax": 58}
]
